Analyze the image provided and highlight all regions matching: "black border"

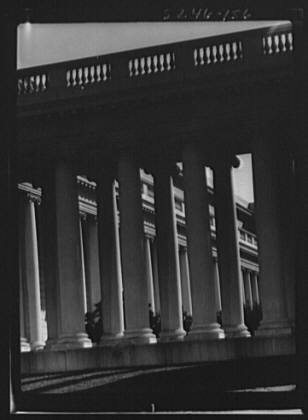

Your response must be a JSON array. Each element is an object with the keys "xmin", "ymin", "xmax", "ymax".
[{"xmin": 3, "ymin": 0, "xmax": 308, "ymax": 417}]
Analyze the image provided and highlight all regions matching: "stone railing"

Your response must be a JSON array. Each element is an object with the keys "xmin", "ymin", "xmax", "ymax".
[{"xmin": 17, "ymin": 22, "xmax": 293, "ymax": 109}]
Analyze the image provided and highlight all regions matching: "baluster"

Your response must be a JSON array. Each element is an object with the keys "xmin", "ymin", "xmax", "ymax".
[
  {"xmin": 95, "ymin": 64, "xmax": 101, "ymax": 82},
  {"xmin": 212, "ymin": 45, "xmax": 218, "ymax": 63},
  {"xmin": 267, "ymin": 36, "xmax": 273, "ymax": 55},
  {"xmin": 89, "ymin": 65, "xmax": 94, "ymax": 83},
  {"xmin": 205, "ymin": 46, "xmax": 211, "ymax": 64},
  {"xmin": 153, "ymin": 55, "xmax": 158, "ymax": 73},
  {"xmin": 262, "ymin": 37, "xmax": 267, "ymax": 55},
  {"xmin": 218, "ymin": 44, "xmax": 222, "ymax": 62},
  {"xmin": 23, "ymin": 77, "xmax": 29, "ymax": 94},
  {"xmin": 71, "ymin": 68, "xmax": 76, "ymax": 86},
  {"xmin": 274, "ymin": 34, "xmax": 280, "ymax": 54},
  {"xmin": 172, "ymin": 52, "xmax": 176, "ymax": 69},
  {"xmin": 134, "ymin": 58, "xmax": 139, "ymax": 76},
  {"xmin": 145, "ymin": 55, "xmax": 152, "ymax": 74},
  {"xmin": 128, "ymin": 60, "xmax": 133, "ymax": 77},
  {"xmin": 199, "ymin": 47, "xmax": 205, "ymax": 65},
  {"xmin": 193, "ymin": 49, "xmax": 198, "ymax": 66},
  {"xmin": 17, "ymin": 78, "xmax": 22, "ymax": 95},
  {"xmin": 166, "ymin": 53, "xmax": 171, "ymax": 71},
  {"xmin": 29, "ymin": 75, "xmax": 35, "ymax": 93},
  {"xmin": 238, "ymin": 41, "xmax": 243, "ymax": 59},
  {"xmin": 209, "ymin": 45, "xmax": 215, "ymax": 64},
  {"xmin": 287, "ymin": 32, "xmax": 293, "ymax": 51},
  {"xmin": 38, "ymin": 74, "xmax": 42, "ymax": 92},
  {"xmin": 77, "ymin": 67, "xmax": 83, "ymax": 86},
  {"xmin": 280, "ymin": 34, "xmax": 287, "ymax": 53},
  {"xmin": 225, "ymin": 43, "xmax": 231, "ymax": 61},
  {"xmin": 140, "ymin": 57, "xmax": 145, "ymax": 75},
  {"xmin": 106, "ymin": 63, "xmax": 111, "ymax": 80},
  {"xmin": 159, "ymin": 54, "xmax": 164, "ymax": 72},
  {"xmin": 42, "ymin": 74, "xmax": 47, "ymax": 91},
  {"xmin": 232, "ymin": 42, "xmax": 238, "ymax": 60},
  {"xmin": 83, "ymin": 66, "xmax": 89, "ymax": 84},
  {"xmin": 66, "ymin": 70, "xmax": 71, "ymax": 87}
]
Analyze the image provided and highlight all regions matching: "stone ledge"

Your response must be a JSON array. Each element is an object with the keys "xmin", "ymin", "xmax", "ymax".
[{"xmin": 21, "ymin": 334, "xmax": 295, "ymax": 375}]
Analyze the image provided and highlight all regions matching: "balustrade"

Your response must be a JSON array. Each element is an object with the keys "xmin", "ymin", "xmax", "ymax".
[{"xmin": 17, "ymin": 23, "xmax": 293, "ymax": 106}]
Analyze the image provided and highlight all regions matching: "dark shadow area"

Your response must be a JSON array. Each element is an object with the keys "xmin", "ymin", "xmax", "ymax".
[{"xmin": 19, "ymin": 355, "xmax": 297, "ymax": 412}]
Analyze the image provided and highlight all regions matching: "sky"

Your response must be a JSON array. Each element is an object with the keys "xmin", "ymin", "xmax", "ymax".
[{"xmin": 17, "ymin": 22, "xmax": 269, "ymax": 203}]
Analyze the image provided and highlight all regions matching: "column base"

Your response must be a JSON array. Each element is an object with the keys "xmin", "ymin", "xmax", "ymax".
[
  {"xmin": 255, "ymin": 320, "xmax": 293, "ymax": 337},
  {"xmin": 185, "ymin": 323, "xmax": 225, "ymax": 340},
  {"xmin": 159, "ymin": 328, "xmax": 186, "ymax": 342},
  {"xmin": 20, "ymin": 338, "xmax": 31, "ymax": 352},
  {"xmin": 45, "ymin": 333, "xmax": 92, "ymax": 350},
  {"xmin": 224, "ymin": 323, "xmax": 251, "ymax": 338},
  {"xmin": 123, "ymin": 328, "xmax": 157, "ymax": 344},
  {"xmin": 99, "ymin": 333, "xmax": 125, "ymax": 346},
  {"xmin": 30, "ymin": 340, "xmax": 46, "ymax": 351}
]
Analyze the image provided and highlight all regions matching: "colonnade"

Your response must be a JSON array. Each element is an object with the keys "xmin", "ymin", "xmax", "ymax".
[{"xmin": 19, "ymin": 139, "xmax": 294, "ymax": 351}]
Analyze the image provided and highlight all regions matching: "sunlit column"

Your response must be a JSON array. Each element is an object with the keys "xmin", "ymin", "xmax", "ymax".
[
  {"xmin": 79, "ymin": 215, "xmax": 88, "ymax": 314},
  {"xmin": 43, "ymin": 161, "xmax": 92, "ymax": 349},
  {"xmin": 213, "ymin": 258, "xmax": 222, "ymax": 313},
  {"xmin": 118, "ymin": 153, "xmax": 156, "ymax": 343},
  {"xmin": 183, "ymin": 143, "xmax": 225, "ymax": 339},
  {"xmin": 179, "ymin": 246, "xmax": 192, "ymax": 316},
  {"xmin": 97, "ymin": 173, "xmax": 124, "ymax": 342},
  {"xmin": 19, "ymin": 249, "xmax": 30, "ymax": 352},
  {"xmin": 154, "ymin": 163, "xmax": 185, "ymax": 341},
  {"xmin": 252, "ymin": 132, "xmax": 291, "ymax": 336},
  {"xmin": 145, "ymin": 235, "xmax": 155, "ymax": 314},
  {"xmin": 151, "ymin": 238, "xmax": 160, "ymax": 314},
  {"xmin": 242, "ymin": 269, "xmax": 253, "ymax": 310},
  {"xmin": 214, "ymin": 156, "xmax": 250, "ymax": 338},
  {"xmin": 21, "ymin": 194, "xmax": 45, "ymax": 350},
  {"xmin": 251, "ymin": 272, "xmax": 260, "ymax": 306},
  {"xmin": 82, "ymin": 214, "xmax": 101, "ymax": 312}
]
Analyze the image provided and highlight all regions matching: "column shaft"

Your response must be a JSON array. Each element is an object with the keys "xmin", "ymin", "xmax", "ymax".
[
  {"xmin": 82, "ymin": 215, "xmax": 101, "ymax": 312},
  {"xmin": 214, "ymin": 160, "xmax": 250, "ymax": 337},
  {"xmin": 145, "ymin": 236, "xmax": 156, "ymax": 314},
  {"xmin": 22, "ymin": 195, "xmax": 45, "ymax": 350},
  {"xmin": 154, "ymin": 166, "xmax": 185, "ymax": 341},
  {"xmin": 252, "ymin": 132, "xmax": 291, "ymax": 335},
  {"xmin": 97, "ymin": 176, "xmax": 124, "ymax": 342},
  {"xmin": 243, "ymin": 269, "xmax": 253, "ymax": 310},
  {"xmin": 251, "ymin": 272, "xmax": 260, "ymax": 305},
  {"xmin": 151, "ymin": 239, "xmax": 161, "ymax": 314},
  {"xmin": 43, "ymin": 162, "xmax": 91, "ymax": 349},
  {"xmin": 183, "ymin": 143, "xmax": 224, "ymax": 339},
  {"xmin": 118, "ymin": 154, "xmax": 156, "ymax": 343},
  {"xmin": 179, "ymin": 247, "xmax": 192, "ymax": 316}
]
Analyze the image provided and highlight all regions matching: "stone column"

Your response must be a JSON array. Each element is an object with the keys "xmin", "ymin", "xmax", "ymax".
[
  {"xmin": 213, "ymin": 259, "xmax": 222, "ymax": 312},
  {"xmin": 145, "ymin": 236, "xmax": 156, "ymax": 314},
  {"xmin": 154, "ymin": 163, "xmax": 186, "ymax": 341},
  {"xmin": 19, "ymin": 255, "xmax": 30, "ymax": 352},
  {"xmin": 151, "ymin": 239, "xmax": 161, "ymax": 314},
  {"xmin": 252, "ymin": 132, "xmax": 291, "ymax": 336},
  {"xmin": 42, "ymin": 161, "xmax": 91, "ymax": 349},
  {"xmin": 251, "ymin": 272, "xmax": 260, "ymax": 305},
  {"xmin": 18, "ymin": 193, "xmax": 30, "ymax": 352},
  {"xmin": 118, "ymin": 153, "xmax": 156, "ymax": 343},
  {"xmin": 214, "ymin": 156, "xmax": 250, "ymax": 338},
  {"xmin": 179, "ymin": 246, "xmax": 192, "ymax": 316},
  {"xmin": 82, "ymin": 214, "xmax": 101, "ymax": 312},
  {"xmin": 183, "ymin": 143, "xmax": 225, "ymax": 339},
  {"xmin": 79, "ymin": 216, "xmax": 88, "ymax": 314},
  {"xmin": 243, "ymin": 269, "xmax": 253, "ymax": 310},
  {"xmin": 97, "ymin": 172, "xmax": 124, "ymax": 343},
  {"xmin": 21, "ymin": 193, "xmax": 45, "ymax": 350}
]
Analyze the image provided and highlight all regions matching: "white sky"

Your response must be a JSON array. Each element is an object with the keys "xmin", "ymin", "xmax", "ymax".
[{"xmin": 17, "ymin": 22, "xmax": 275, "ymax": 203}]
